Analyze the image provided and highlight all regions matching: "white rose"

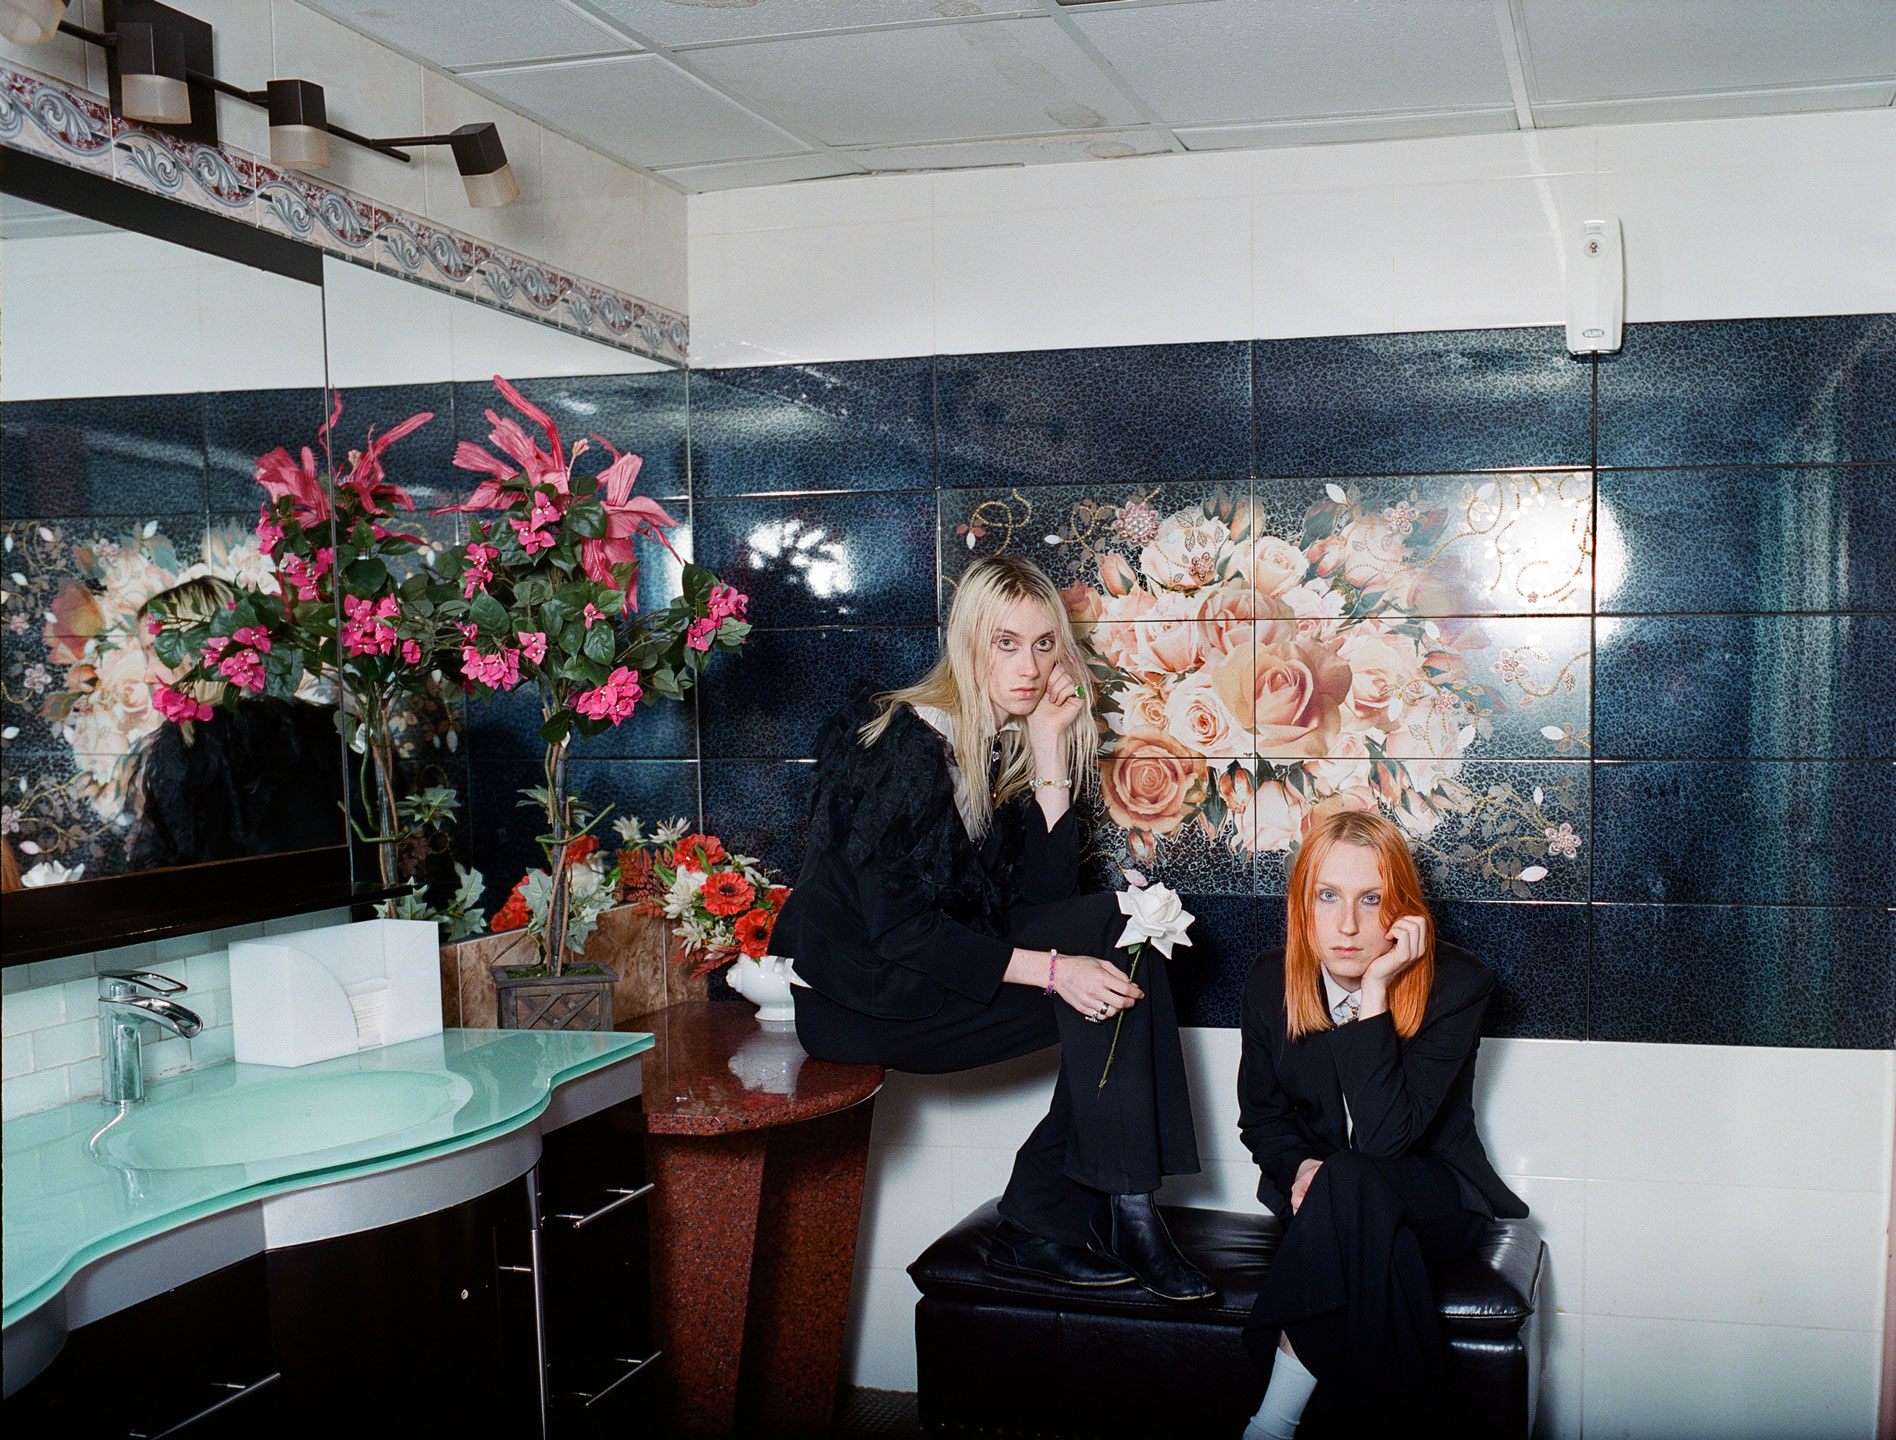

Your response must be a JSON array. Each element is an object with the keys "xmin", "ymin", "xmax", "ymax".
[
  {"xmin": 1115, "ymin": 881, "xmax": 1195, "ymax": 958},
  {"xmin": 1161, "ymin": 672, "xmax": 1244, "ymax": 756}
]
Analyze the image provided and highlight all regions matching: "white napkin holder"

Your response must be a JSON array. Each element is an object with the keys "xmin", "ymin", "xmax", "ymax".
[{"xmin": 229, "ymin": 918, "xmax": 443, "ymax": 1067}]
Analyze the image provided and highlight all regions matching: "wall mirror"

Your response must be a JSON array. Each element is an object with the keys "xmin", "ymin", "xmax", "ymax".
[{"xmin": 0, "ymin": 155, "xmax": 684, "ymax": 963}]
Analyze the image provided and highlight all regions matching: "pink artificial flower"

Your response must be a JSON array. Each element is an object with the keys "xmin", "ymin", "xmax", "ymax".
[
  {"xmin": 581, "ymin": 603, "xmax": 606, "ymax": 629},
  {"xmin": 707, "ymin": 584, "xmax": 749, "ymax": 624},
  {"xmin": 463, "ymin": 543, "xmax": 498, "ymax": 599},
  {"xmin": 578, "ymin": 444, "xmax": 681, "ymax": 612},
  {"xmin": 461, "ymin": 645, "xmax": 522, "ymax": 692},
  {"xmin": 334, "ymin": 407, "xmax": 431, "ymax": 516},
  {"xmin": 278, "ymin": 547, "xmax": 333, "ymax": 602},
  {"xmin": 686, "ymin": 617, "xmax": 717, "ymax": 652},
  {"xmin": 256, "ymin": 506, "xmax": 286, "ymax": 558},
  {"xmin": 401, "ymin": 639, "xmax": 422, "ymax": 664},
  {"xmin": 146, "ymin": 620, "xmax": 163, "ymax": 636},
  {"xmin": 508, "ymin": 494, "xmax": 560, "ymax": 555},
  {"xmin": 518, "ymin": 630, "xmax": 547, "ymax": 665},
  {"xmin": 153, "ymin": 683, "xmax": 214, "ymax": 723},
  {"xmin": 573, "ymin": 666, "xmax": 641, "ymax": 725},
  {"xmin": 231, "ymin": 625, "xmax": 272, "ymax": 655},
  {"xmin": 200, "ymin": 635, "xmax": 230, "ymax": 664},
  {"xmin": 340, "ymin": 594, "xmax": 400, "ymax": 658},
  {"xmin": 217, "ymin": 647, "xmax": 267, "ymax": 693},
  {"xmin": 254, "ymin": 445, "xmax": 330, "ymax": 526},
  {"xmin": 433, "ymin": 376, "xmax": 568, "ymax": 514}
]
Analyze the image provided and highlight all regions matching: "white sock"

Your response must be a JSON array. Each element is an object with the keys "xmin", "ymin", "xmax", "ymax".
[{"xmin": 1243, "ymin": 1345, "xmax": 1318, "ymax": 1440}]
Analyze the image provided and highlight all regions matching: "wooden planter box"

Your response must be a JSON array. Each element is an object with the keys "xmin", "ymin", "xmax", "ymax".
[
  {"xmin": 439, "ymin": 904, "xmax": 706, "ymax": 1030},
  {"xmin": 492, "ymin": 963, "xmax": 617, "ymax": 1031}
]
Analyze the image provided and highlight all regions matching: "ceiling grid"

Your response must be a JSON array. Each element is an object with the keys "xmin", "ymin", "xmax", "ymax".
[{"xmin": 296, "ymin": 0, "xmax": 1896, "ymax": 192}]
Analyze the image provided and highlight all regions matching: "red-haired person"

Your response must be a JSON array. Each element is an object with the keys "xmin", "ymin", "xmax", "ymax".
[{"xmin": 1237, "ymin": 810, "xmax": 1526, "ymax": 1440}]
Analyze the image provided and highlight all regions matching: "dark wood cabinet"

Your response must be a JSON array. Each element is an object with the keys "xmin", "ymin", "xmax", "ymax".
[{"xmin": 7, "ymin": 1096, "xmax": 656, "ymax": 1439}]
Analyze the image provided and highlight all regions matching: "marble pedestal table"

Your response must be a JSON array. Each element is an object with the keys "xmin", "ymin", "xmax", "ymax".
[{"xmin": 622, "ymin": 1001, "xmax": 883, "ymax": 1439}]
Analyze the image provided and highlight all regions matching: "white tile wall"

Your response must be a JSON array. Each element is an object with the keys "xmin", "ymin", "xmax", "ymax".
[
  {"xmin": 838, "ymin": 1034, "xmax": 1895, "ymax": 1440},
  {"xmin": 688, "ymin": 107, "xmax": 1896, "ymax": 365},
  {"xmin": 0, "ymin": 908, "xmax": 351, "ymax": 1121}
]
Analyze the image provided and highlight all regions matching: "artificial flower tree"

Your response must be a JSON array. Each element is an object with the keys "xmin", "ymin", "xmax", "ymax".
[{"xmin": 429, "ymin": 377, "xmax": 750, "ymax": 976}]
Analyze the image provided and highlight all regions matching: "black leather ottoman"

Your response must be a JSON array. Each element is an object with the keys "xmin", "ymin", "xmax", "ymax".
[{"xmin": 908, "ymin": 1201, "xmax": 1544, "ymax": 1439}]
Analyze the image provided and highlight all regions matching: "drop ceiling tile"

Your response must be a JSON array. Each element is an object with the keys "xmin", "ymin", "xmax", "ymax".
[
  {"xmin": 1517, "ymin": 0, "xmax": 1896, "ymax": 104},
  {"xmin": 851, "ymin": 130, "xmax": 1170, "ymax": 173},
  {"xmin": 1177, "ymin": 110, "xmax": 1516, "ymax": 152},
  {"xmin": 657, "ymin": 155, "xmax": 869, "ymax": 192},
  {"xmin": 298, "ymin": 0, "xmax": 637, "ymax": 69},
  {"xmin": 1075, "ymin": 0, "xmax": 1512, "ymax": 125},
  {"xmin": 683, "ymin": 17, "xmax": 1146, "ymax": 146},
  {"xmin": 589, "ymin": 1, "xmax": 1037, "ymax": 49},
  {"xmin": 462, "ymin": 54, "xmax": 809, "ymax": 168}
]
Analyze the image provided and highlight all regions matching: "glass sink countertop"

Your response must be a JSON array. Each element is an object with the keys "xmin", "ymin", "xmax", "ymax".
[{"xmin": 2, "ymin": 1027, "xmax": 652, "ymax": 1330}]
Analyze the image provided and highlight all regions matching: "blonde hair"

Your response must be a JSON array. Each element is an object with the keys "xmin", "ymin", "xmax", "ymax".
[
  {"xmin": 862, "ymin": 555, "xmax": 1096, "ymax": 838},
  {"xmin": 1283, "ymin": 809, "xmax": 1437, "ymax": 1041}
]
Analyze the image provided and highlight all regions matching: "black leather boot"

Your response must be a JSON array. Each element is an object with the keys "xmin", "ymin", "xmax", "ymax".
[
  {"xmin": 987, "ymin": 1219, "xmax": 1139, "ymax": 1288},
  {"xmin": 1089, "ymin": 1192, "xmax": 1218, "ymax": 1302}
]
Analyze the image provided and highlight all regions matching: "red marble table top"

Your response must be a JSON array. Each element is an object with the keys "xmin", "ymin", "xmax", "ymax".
[{"xmin": 620, "ymin": 1000, "xmax": 883, "ymax": 1136}]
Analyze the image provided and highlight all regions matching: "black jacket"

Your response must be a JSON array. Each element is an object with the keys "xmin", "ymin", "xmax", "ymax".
[
  {"xmin": 1238, "ymin": 942, "xmax": 1527, "ymax": 1220},
  {"xmin": 772, "ymin": 695, "xmax": 1081, "ymax": 1019}
]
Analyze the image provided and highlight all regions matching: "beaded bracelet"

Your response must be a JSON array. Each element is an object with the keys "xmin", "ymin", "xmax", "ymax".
[
  {"xmin": 1045, "ymin": 949, "xmax": 1059, "ymax": 996},
  {"xmin": 1031, "ymin": 777, "xmax": 1073, "ymax": 791}
]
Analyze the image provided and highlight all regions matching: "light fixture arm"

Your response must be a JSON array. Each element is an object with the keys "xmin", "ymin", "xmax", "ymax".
[{"xmin": 56, "ymin": 16, "xmax": 412, "ymax": 162}]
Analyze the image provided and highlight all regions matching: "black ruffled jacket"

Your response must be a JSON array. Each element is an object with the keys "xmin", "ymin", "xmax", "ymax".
[{"xmin": 772, "ymin": 693, "xmax": 1081, "ymax": 1020}]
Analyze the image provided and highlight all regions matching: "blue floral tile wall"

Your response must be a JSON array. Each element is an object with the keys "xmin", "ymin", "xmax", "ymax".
[{"xmin": 463, "ymin": 314, "xmax": 1892, "ymax": 1051}]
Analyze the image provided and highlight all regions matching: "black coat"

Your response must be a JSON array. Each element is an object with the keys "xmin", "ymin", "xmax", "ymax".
[
  {"xmin": 771, "ymin": 695, "xmax": 1081, "ymax": 1020},
  {"xmin": 1238, "ymin": 942, "xmax": 1527, "ymax": 1220}
]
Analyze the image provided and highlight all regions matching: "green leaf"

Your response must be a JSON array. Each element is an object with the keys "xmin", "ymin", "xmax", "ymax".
[
  {"xmin": 560, "ymin": 621, "xmax": 586, "ymax": 657},
  {"xmin": 583, "ymin": 622, "xmax": 616, "ymax": 663},
  {"xmin": 469, "ymin": 591, "xmax": 508, "ymax": 632},
  {"xmin": 570, "ymin": 473, "xmax": 600, "ymax": 498},
  {"xmin": 563, "ymin": 499, "xmax": 608, "ymax": 539},
  {"xmin": 349, "ymin": 556, "xmax": 388, "ymax": 593},
  {"xmin": 539, "ymin": 712, "xmax": 571, "ymax": 745},
  {"xmin": 400, "ymin": 572, "xmax": 429, "ymax": 601}
]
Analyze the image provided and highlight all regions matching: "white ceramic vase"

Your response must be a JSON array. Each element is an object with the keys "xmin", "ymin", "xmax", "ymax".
[{"xmin": 724, "ymin": 954, "xmax": 806, "ymax": 1024}]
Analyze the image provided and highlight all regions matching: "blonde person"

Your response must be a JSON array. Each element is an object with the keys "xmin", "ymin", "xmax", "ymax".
[
  {"xmin": 773, "ymin": 556, "xmax": 1212, "ymax": 1302},
  {"xmin": 1237, "ymin": 810, "xmax": 1527, "ymax": 1439}
]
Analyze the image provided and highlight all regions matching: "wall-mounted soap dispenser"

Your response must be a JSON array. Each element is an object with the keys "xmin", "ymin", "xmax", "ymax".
[{"xmin": 229, "ymin": 918, "xmax": 443, "ymax": 1067}]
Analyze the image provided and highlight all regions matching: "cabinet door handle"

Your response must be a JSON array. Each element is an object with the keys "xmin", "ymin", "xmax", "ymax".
[
  {"xmin": 570, "ymin": 1350, "xmax": 662, "ymax": 1407},
  {"xmin": 133, "ymin": 1372, "xmax": 282, "ymax": 1438},
  {"xmin": 552, "ymin": 1182, "xmax": 653, "ymax": 1230}
]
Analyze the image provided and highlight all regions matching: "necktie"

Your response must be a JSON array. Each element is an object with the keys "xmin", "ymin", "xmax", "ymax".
[{"xmin": 1332, "ymin": 991, "xmax": 1360, "ymax": 1026}]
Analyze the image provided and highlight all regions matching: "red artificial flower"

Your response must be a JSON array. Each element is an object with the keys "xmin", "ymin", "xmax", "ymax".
[
  {"xmin": 580, "ymin": 441, "xmax": 682, "ymax": 613},
  {"xmin": 563, "ymin": 833, "xmax": 599, "ymax": 868},
  {"xmin": 492, "ymin": 879, "xmax": 530, "ymax": 932},
  {"xmin": 734, "ymin": 908, "xmax": 775, "ymax": 958},
  {"xmin": 766, "ymin": 885, "xmax": 791, "ymax": 911},
  {"xmin": 672, "ymin": 833, "xmax": 726, "ymax": 871},
  {"xmin": 702, "ymin": 871, "xmax": 756, "ymax": 918}
]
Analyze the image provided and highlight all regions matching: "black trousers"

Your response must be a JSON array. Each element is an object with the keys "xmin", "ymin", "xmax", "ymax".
[
  {"xmin": 1246, "ymin": 1151, "xmax": 1488, "ymax": 1438},
  {"xmin": 793, "ymin": 889, "xmax": 1200, "ymax": 1246}
]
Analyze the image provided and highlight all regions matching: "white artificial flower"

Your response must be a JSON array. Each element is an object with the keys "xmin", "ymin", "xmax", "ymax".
[
  {"xmin": 22, "ymin": 860, "xmax": 86, "ymax": 886},
  {"xmin": 1115, "ymin": 882, "xmax": 1195, "ymax": 958}
]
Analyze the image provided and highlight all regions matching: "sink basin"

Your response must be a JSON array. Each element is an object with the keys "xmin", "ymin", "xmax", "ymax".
[{"xmin": 92, "ymin": 1070, "xmax": 474, "ymax": 1171}]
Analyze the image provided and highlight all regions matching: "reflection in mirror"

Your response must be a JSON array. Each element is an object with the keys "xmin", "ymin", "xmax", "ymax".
[
  {"xmin": 0, "ymin": 193, "xmax": 340, "ymax": 892},
  {"xmin": 315, "ymin": 256, "xmax": 686, "ymax": 928}
]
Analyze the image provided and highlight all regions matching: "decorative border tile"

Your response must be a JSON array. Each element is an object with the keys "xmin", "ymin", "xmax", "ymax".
[{"xmin": 0, "ymin": 63, "xmax": 687, "ymax": 367}]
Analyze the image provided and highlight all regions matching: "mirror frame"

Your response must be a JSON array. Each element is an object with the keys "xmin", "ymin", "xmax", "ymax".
[{"xmin": 0, "ymin": 148, "xmax": 402, "ymax": 965}]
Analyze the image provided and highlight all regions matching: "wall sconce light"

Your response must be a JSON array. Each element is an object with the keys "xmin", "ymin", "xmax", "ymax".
[
  {"xmin": 114, "ymin": 18, "xmax": 191, "ymax": 125},
  {"xmin": 266, "ymin": 78, "xmax": 329, "ymax": 171},
  {"xmin": 32, "ymin": 3, "xmax": 522, "ymax": 208},
  {"xmin": 0, "ymin": 0, "xmax": 68, "ymax": 46},
  {"xmin": 380, "ymin": 123, "xmax": 521, "ymax": 209}
]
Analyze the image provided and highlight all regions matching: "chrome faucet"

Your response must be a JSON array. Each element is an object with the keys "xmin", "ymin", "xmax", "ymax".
[{"xmin": 98, "ymin": 971, "xmax": 203, "ymax": 1108}]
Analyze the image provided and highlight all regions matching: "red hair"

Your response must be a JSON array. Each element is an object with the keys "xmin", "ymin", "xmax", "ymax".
[{"xmin": 1283, "ymin": 809, "xmax": 1435, "ymax": 1041}]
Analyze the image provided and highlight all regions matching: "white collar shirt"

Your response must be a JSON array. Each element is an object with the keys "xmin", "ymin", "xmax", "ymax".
[{"xmin": 1320, "ymin": 966, "xmax": 1361, "ymax": 1143}]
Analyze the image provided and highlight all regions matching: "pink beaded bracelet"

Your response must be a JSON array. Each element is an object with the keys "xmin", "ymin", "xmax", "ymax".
[{"xmin": 1045, "ymin": 949, "xmax": 1059, "ymax": 996}]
